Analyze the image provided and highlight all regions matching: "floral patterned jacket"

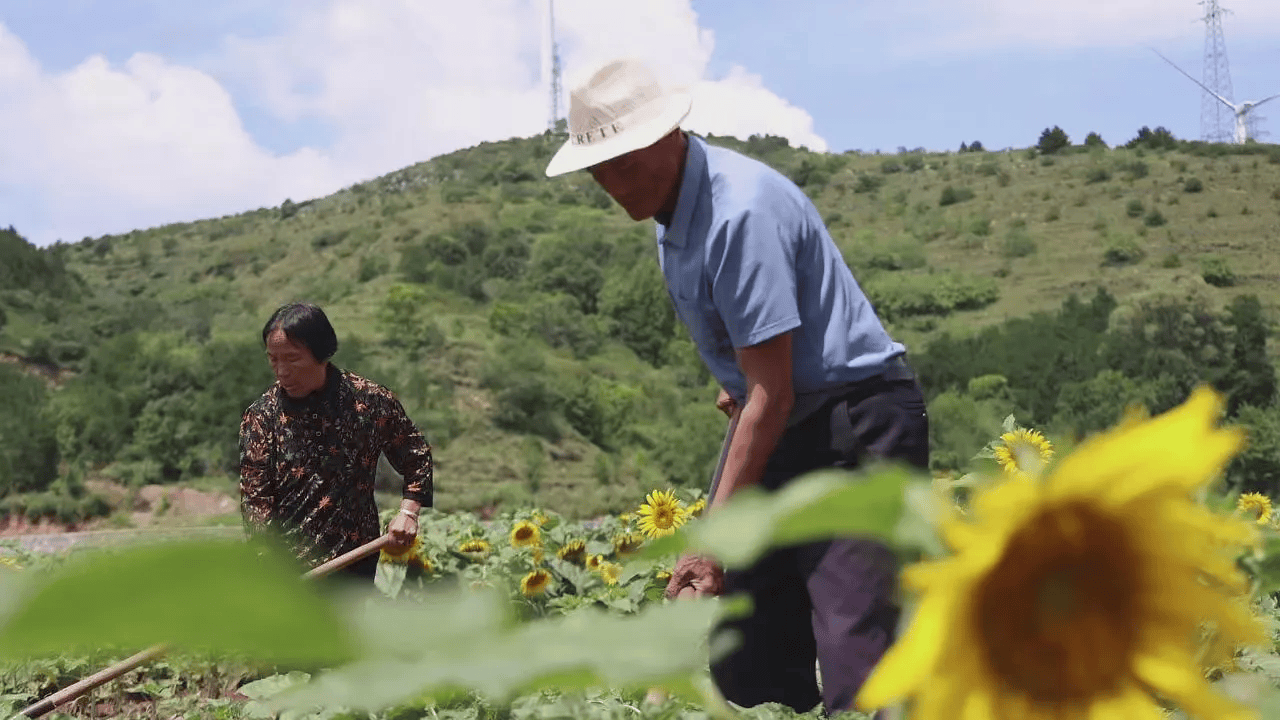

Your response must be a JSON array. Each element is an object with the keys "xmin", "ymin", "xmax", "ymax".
[{"xmin": 238, "ymin": 365, "xmax": 433, "ymax": 567}]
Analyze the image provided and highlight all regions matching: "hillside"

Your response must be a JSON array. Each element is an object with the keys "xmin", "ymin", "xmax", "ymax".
[{"xmin": 2, "ymin": 128, "xmax": 1279, "ymax": 522}]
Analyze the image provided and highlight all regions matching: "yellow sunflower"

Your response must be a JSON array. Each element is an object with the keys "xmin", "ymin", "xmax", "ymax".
[
  {"xmin": 688, "ymin": 498, "xmax": 706, "ymax": 518},
  {"xmin": 599, "ymin": 562, "xmax": 622, "ymax": 586},
  {"xmin": 619, "ymin": 512, "xmax": 634, "ymax": 526},
  {"xmin": 458, "ymin": 538, "xmax": 491, "ymax": 560},
  {"xmin": 612, "ymin": 532, "xmax": 645, "ymax": 557},
  {"xmin": 0, "ymin": 556, "xmax": 21, "ymax": 571},
  {"xmin": 993, "ymin": 428, "xmax": 1055, "ymax": 478},
  {"xmin": 532, "ymin": 511, "xmax": 549, "ymax": 527},
  {"xmin": 586, "ymin": 554, "xmax": 604, "ymax": 571},
  {"xmin": 380, "ymin": 536, "xmax": 426, "ymax": 565},
  {"xmin": 635, "ymin": 489, "xmax": 690, "ymax": 539},
  {"xmin": 531, "ymin": 547, "xmax": 544, "ymax": 566},
  {"xmin": 556, "ymin": 539, "xmax": 587, "ymax": 565},
  {"xmin": 510, "ymin": 520, "xmax": 541, "ymax": 548},
  {"xmin": 520, "ymin": 568, "xmax": 552, "ymax": 597},
  {"xmin": 1236, "ymin": 492, "xmax": 1272, "ymax": 526},
  {"xmin": 656, "ymin": 569, "xmax": 672, "ymax": 581},
  {"xmin": 856, "ymin": 386, "xmax": 1267, "ymax": 720}
]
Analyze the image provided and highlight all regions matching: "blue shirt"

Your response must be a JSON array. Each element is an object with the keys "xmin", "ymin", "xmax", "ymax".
[{"xmin": 655, "ymin": 135, "xmax": 906, "ymax": 407}]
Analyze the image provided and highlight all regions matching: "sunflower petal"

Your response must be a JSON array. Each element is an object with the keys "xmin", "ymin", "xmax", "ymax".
[
  {"xmin": 1133, "ymin": 649, "xmax": 1258, "ymax": 720},
  {"xmin": 856, "ymin": 591, "xmax": 954, "ymax": 710}
]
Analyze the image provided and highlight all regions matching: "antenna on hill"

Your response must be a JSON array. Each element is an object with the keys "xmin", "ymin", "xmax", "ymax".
[
  {"xmin": 1198, "ymin": 0, "xmax": 1236, "ymax": 143},
  {"xmin": 546, "ymin": 0, "xmax": 565, "ymax": 134}
]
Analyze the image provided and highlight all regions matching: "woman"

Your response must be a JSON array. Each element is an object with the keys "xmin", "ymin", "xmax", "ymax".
[{"xmin": 238, "ymin": 302, "xmax": 433, "ymax": 581}]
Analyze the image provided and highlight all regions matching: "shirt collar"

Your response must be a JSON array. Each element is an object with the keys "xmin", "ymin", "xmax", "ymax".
[{"xmin": 656, "ymin": 134, "xmax": 707, "ymax": 249}]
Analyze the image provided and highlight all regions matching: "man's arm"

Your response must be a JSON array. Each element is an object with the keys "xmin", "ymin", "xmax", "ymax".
[
  {"xmin": 708, "ymin": 332, "xmax": 794, "ymax": 510},
  {"xmin": 239, "ymin": 409, "xmax": 275, "ymax": 537}
]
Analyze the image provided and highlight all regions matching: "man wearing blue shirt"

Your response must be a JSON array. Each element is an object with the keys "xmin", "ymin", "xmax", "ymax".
[{"xmin": 546, "ymin": 58, "xmax": 928, "ymax": 718}]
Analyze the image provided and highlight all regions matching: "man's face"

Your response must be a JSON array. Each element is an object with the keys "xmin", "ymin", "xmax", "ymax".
[{"xmin": 588, "ymin": 133, "xmax": 682, "ymax": 221}]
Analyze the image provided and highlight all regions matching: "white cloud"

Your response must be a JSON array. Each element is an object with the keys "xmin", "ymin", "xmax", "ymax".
[
  {"xmin": 2, "ymin": 1, "xmax": 827, "ymax": 246},
  {"xmin": 881, "ymin": 0, "xmax": 1280, "ymax": 57},
  {"xmin": 0, "ymin": 23, "xmax": 339, "ymax": 246}
]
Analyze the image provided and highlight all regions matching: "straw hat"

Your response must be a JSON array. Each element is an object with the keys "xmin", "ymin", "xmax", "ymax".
[{"xmin": 544, "ymin": 58, "xmax": 692, "ymax": 177}]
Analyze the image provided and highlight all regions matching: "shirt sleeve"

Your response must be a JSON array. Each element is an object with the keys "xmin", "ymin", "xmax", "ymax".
[
  {"xmin": 378, "ymin": 392, "xmax": 434, "ymax": 507},
  {"xmin": 707, "ymin": 201, "xmax": 803, "ymax": 349},
  {"xmin": 238, "ymin": 406, "xmax": 275, "ymax": 537}
]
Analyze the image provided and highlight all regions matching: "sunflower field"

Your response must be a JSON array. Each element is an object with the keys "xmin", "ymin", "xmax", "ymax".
[{"xmin": 7, "ymin": 385, "xmax": 1280, "ymax": 719}]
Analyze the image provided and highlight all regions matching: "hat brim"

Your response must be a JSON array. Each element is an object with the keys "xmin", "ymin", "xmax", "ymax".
[{"xmin": 544, "ymin": 92, "xmax": 692, "ymax": 177}]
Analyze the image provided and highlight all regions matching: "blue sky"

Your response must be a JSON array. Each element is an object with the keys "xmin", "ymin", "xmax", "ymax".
[{"xmin": 2, "ymin": 0, "xmax": 1278, "ymax": 247}]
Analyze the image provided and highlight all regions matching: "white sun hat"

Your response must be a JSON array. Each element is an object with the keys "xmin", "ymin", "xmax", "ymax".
[{"xmin": 544, "ymin": 58, "xmax": 693, "ymax": 177}]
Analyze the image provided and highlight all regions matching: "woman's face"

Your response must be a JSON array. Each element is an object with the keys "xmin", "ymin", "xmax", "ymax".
[{"xmin": 265, "ymin": 329, "xmax": 326, "ymax": 398}]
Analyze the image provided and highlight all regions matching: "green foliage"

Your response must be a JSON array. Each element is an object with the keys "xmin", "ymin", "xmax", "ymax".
[
  {"xmin": 1143, "ymin": 208, "xmax": 1167, "ymax": 227},
  {"xmin": 489, "ymin": 293, "xmax": 607, "ymax": 360},
  {"xmin": 1184, "ymin": 177, "xmax": 1205, "ymax": 193},
  {"xmin": 1084, "ymin": 132, "xmax": 1107, "ymax": 148},
  {"xmin": 844, "ymin": 232, "xmax": 928, "ymax": 274},
  {"xmin": 598, "ymin": 261, "xmax": 675, "ymax": 366},
  {"xmin": 378, "ymin": 284, "xmax": 447, "ymax": 356},
  {"xmin": 863, "ymin": 271, "xmax": 999, "ymax": 322},
  {"xmin": 1126, "ymin": 198, "xmax": 1145, "ymax": 218},
  {"xmin": 0, "ymin": 365, "xmax": 58, "ymax": 495},
  {"xmin": 938, "ymin": 185, "xmax": 975, "ymax": 207},
  {"xmin": 1201, "ymin": 255, "xmax": 1237, "ymax": 288},
  {"xmin": 1000, "ymin": 228, "xmax": 1037, "ymax": 259},
  {"xmin": 1102, "ymin": 235, "xmax": 1145, "ymax": 266},
  {"xmin": 1036, "ymin": 126, "xmax": 1070, "ymax": 155},
  {"xmin": 1085, "ymin": 166, "xmax": 1111, "ymax": 184},
  {"xmin": 1229, "ymin": 404, "xmax": 1280, "ymax": 495}
]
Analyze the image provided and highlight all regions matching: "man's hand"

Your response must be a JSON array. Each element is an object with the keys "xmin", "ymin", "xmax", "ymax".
[
  {"xmin": 387, "ymin": 501, "xmax": 421, "ymax": 551},
  {"xmin": 664, "ymin": 553, "xmax": 725, "ymax": 599},
  {"xmin": 715, "ymin": 388, "xmax": 737, "ymax": 418}
]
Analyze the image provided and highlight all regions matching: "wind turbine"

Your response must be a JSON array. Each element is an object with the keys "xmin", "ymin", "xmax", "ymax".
[{"xmin": 1151, "ymin": 48, "xmax": 1280, "ymax": 143}]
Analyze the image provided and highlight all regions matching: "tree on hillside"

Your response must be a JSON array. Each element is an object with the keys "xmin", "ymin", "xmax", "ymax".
[
  {"xmin": 1036, "ymin": 126, "xmax": 1071, "ymax": 155},
  {"xmin": 1125, "ymin": 126, "xmax": 1178, "ymax": 150},
  {"xmin": 0, "ymin": 364, "xmax": 59, "ymax": 495},
  {"xmin": 1084, "ymin": 132, "xmax": 1107, "ymax": 148},
  {"xmin": 598, "ymin": 260, "xmax": 676, "ymax": 366}
]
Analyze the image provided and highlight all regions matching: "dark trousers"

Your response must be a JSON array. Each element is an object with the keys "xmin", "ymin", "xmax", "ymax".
[{"xmin": 709, "ymin": 374, "xmax": 929, "ymax": 716}]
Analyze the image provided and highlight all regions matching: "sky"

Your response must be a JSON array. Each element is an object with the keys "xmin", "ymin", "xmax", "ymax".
[{"xmin": 1, "ymin": 0, "xmax": 1279, "ymax": 248}]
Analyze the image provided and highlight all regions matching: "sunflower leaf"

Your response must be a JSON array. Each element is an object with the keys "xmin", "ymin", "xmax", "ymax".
[
  {"xmin": 0, "ymin": 539, "xmax": 355, "ymax": 665},
  {"xmin": 264, "ymin": 586, "xmax": 725, "ymax": 713}
]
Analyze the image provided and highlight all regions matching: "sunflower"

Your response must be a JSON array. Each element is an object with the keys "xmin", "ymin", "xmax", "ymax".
[
  {"xmin": 0, "ymin": 556, "xmax": 21, "ymax": 571},
  {"xmin": 599, "ymin": 562, "xmax": 622, "ymax": 586},
  {"xmin": 556, "ymin": 539, "xmax": 587, "ymax": 565},
  {"xmin": 1236, "ymin": 492, "xmax": 1272, "ymax": 526},
  {"xmin": 510, "ymin": 520, "xmax": 541, "ymax": 548},
  {"xmin": 531, "ymin": 547, "xmax": 544, "ymax": 566},
  {"xmin": 458, "ymin": 538, "xmax": 491, "ymax": 560},
  {"xmin": 688, "ymin": 498, "xmax": 706, "ymax": 518},
  {"xmin": 619, "ymin": 512, "xmax": 634, "ymax": 526},
  {"xmin": 993, "ymin": 428, "xmax": 1055, "ymax": 478},
  {"xmin": 586, "ymin": 554, "xmax": 604, "ymax": 571},
  {"xmin": 656, "ymin": 569, "xmax": 672, "ymax": 581},
  {"xmin": 612, "ymin": 532, "xmax": 645, "ymax": 557},
  {"xmin": 635, "ymin": 489, "xmax": 690, "ymax": 539},
  {"xmin": 380, "ymin": 536, "xmax": 426, "ymax": 565},
  {"xmin": 856, "ymin": 386, "xmax": 1267, "ymax": 720},
  {"xmin": 520, "ymin": 568, "xmax": 552, "ymax": 597},
  {"xmin": 532, "ymin": 511, "xmax": 549, "ymax": 527}
]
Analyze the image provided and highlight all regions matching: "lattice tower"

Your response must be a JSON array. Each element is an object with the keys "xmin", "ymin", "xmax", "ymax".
[{"xmin": 1199, "ymin": 0, "xmax": 1236, "ymax": 143}]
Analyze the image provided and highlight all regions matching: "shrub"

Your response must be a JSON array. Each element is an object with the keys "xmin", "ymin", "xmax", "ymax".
[
  {"xmin": 1201, "ymin": 256, "xmax": 1236, "ymax": 287},
  {"xmin": 1043, "ymin": 206, "xmax": 1062, "ymax": 222},
  {"xmin": 862, "ymin": 272, "xmax": 1000, "ymax": 321},
  {"xmin": 1084, "ymin": 132, "xmax": 1107, "ymax": 148},
  {"xmin": 1160, "ymin": 252, "xmax": 1182, "ymax": 268},
  {"xmin": 1102, "ymin": 236, "xmax": 1145, "ymax": 266},
  {"xmin": 1143, "ymin": 209, "xmax": 1168, "ymax": 227},
  {"xmin": 1184, "ymin": 177, "xmax": 1204, "ymax": 193},
  {"xmin": 939, "ymin": 186, "xmax": 976, "ymax": 207},
  {"xmin": 1126, "ymin": 199, "xmax": 1145, "ymax": 218},
  {"xmin": 1037, "ymin": 126, "xmax": 1071, "ymax": 155},
  {"xmin": 1085, "ymin": 166, "xmax": 1112, "ymax": 184},
  {"xmin": 1001, "ymin": 228, "xmax": 1037, "ymax": 259}
]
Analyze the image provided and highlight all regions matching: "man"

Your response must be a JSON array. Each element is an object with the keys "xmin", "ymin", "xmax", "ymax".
[
  {"xmin": 239, "ymin": 302, "xmax": 434, "ymax": 582},
  {"xmin": 545, "ymin": 59, "xmax": 929, "ymax": 716}
]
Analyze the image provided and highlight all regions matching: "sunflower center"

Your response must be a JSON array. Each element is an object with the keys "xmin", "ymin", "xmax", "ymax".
[
  {"xmin": 974, "ymin": 502, "xmax": 1142, "ymax": 704},
  {"xmin": 653, "ymin": 506, "xmax": 675, "ymax": 529}
]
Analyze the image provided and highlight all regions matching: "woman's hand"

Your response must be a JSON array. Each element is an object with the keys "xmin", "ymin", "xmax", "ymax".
[
  {"xmin": 387, "ymin": 503, "xmax": 420, "ymax": 551},
  {"xmin": 715, "ymin": 387, "xmax": 737, "ymax": 418}
]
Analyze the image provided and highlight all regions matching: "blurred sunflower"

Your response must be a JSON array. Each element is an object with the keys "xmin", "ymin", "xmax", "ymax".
[
  {"xmin": 636, "ymin": 489, "xmax": 690, "ymax": 539},
  {"xmin": 619, "ymin": 512, "xmax": 634, "ymax": 526},
  {"xmin": 993, "ymin": 428, "xmax": 1054, "ymax": 478},
  {"xmin": 612, "ymin": 532, "xmax": 645, "ymax": 557},
  {"xmin": 599, "ymin": 562, "xmax": 622, "ymax": 586},
  {"xmin": 0, "ymin": 556, "xmax": 21, "ymax": 571},
  {"xmin": 531, "ymin": 547, "xmax": 544, "ymax": 566},
  {"xmin": 458, "ymin": 538, "xmax": 491, "ymax": 561},
  {"xmin": 586, "ymin": 554, "xmax": 604, "ymax": 571},
  {"xmin": 510, "ymin": 520, "xmax": 541, "ymax": 548},
  {"xmin": 688, "ymin": 498, "xmax": 706, "ymax": 518},
  {"xmin": 656, "ymin": 568, "xmax": 672, "ymax": 581},
  {"xmin": 856, "ymin": 386, "xmax": 1267, "ymax": 720},
  {"xmin": 532, "ymin": 511, "xmax": 549, "ymax": 527},
  {"xmin": 556, "ymin": 539, "xmax": 587, "ymax": 565},
  {"xmin": 520, "ymin": 569, "xmax": 552, "ymax": 597},
  {"xmin": 1236, "ymin": 492, "xmax": 1272, "ymax": 526}
]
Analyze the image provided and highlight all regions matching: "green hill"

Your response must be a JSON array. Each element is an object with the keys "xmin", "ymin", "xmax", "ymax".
[{"xmin": 2, "ymin": 127, "xmax": 1279, "ymax": 523}]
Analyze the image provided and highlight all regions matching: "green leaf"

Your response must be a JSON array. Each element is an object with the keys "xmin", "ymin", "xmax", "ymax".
[
  {"xmin": 642, "ymin": 464, "xmax": 917, "ymax": 569},
  {"xmin": 266, "ymin": 585, "xmax": 725, "ymax": 713},
  {"xmin": 0, "ymin": 539, "xmax": 355, "ymax": 665}
]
